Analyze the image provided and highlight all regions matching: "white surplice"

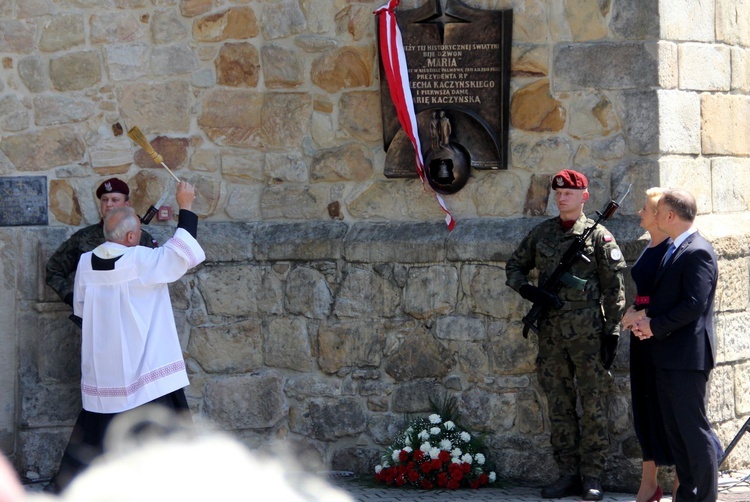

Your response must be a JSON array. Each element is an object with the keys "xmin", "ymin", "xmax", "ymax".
[{"xmin": 73, "ymin": 228, "xmax": 205, "ymax": 414}]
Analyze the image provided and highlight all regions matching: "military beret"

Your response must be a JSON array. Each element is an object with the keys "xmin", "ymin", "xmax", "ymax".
[
  {"xmin": 552, "ymin": 169, "xmax": 588, "ymax": 190},
  {"xmin": 96, "ymin": 178, "xmax": 129, "ymax": 199}
]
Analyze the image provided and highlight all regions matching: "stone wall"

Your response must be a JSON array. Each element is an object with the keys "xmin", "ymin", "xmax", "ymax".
[{"xmin": 1, "ymin": 0, "xmax": 750, "ymax": 491}]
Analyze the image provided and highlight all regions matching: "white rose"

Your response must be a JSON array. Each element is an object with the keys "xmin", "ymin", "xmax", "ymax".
[
  {"xmin": 404, "ymin": 436, "xmax": 412, "ymax": 446},
  {"xmin": 460, "ymin": 431, "xmax": 471, "ymax": 442},
  {"xmin": 418, "ymin": 430, "xmax": 430, "ymax": 441},
  {"xmin": 429, "ymin": 414, "xmax": 442, "ymax": 424},
  {"xmin": 403, "ymin": 446, "xmax": 413, "ymax": 453},
  {"xmin": 375, "ymin": 465, "xmax": 383, "ymax": 474},
  {"xmin": 430, "ymin": 427, "xmax": 441, "ymax": 435},
  {"xmin": 451, "ymin": 457, "xmax": 462, "ymax": 464},
  {"xmin": 450, "ymin": 448, "xmax": 462, "ymax": 458},
  {"xmin": 461, "ymin": 453, "xmax": 473, "ymax": 464},
  {"xmin": 475, "ymin": 453, "xmax": 485, "ymax": 465},
  {"xmin": 429, "ymin": 447, "xmax": 441, "ymax": 459},
  {"xmin": 439, "ymin": 439, "xmax": 452, "ymax": 450},
  {"xmin": 444, "ymin": 421, "xmax": 455, "ymax": 430},
  {"xmin": 489, "ymin": 472, "xmax": 497, "ymax": 483},
  {"xmin": 391, "ymin": 450, "xmax": 400, "ymax": 462},
  {"xmin": 420, "ymin": 442, "xmax": 431, "ymax": 453}
]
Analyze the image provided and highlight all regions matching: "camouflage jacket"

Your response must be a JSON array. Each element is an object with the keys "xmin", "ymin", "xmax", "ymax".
[
  {"xmin": 45, "ymin": 221, "xmax": 158, "ymax": 304},
  {"xmin": 505, "ymin": 213, "xmax": 626, "ymax": 335}
]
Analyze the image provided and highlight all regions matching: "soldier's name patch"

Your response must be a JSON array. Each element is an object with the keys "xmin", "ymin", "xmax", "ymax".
[{"xmin": 610, "ymin": 248, "xmax": 622, "ymax": 261}]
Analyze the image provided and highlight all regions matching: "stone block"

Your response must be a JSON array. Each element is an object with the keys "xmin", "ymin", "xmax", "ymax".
[
  {"xmin": 187, "ymin": 320, "xmax": 263, "ymax": 373},
  {"xmin": 0, "ymin": 95, "xmax": 29, "ymax": 132},
  {"xmin": 261, "ymin": 44, "xmax": 304, "ymax": 89},
  {"xmin": 150, "ymin": 43, "xmax": 198, "ymax": 76},
  {"xmin": 715, "ymin": 312, "xmax": 750, "ymax": 365},
  {"xmin": 702, "ymin": 94, "xmax": 750, "ymax": 156},
  {"xmin": 37, "ymin": 313, "xmax": 81, "ymax": 383},
  {"xmin": 215, "ymin": 42, "xmax": 259, "ymax": 87},
  {"xmin": 253, "ymin": 222, "xmax": 346, "ymax": 261},
  {"xmin": 317, "ymin": 321, "xmax": 383, "ymax": 374},
  {"xmin": 554, "ymin": 42, "xmax": 659, "ymax": 91},
  {"xmin": 707, "ymin": 365, "xmax": 734, "ymax": 422},
  {"xmin": 732, "ymin": 47, "xmax": 750, "ymax": 92},
  {"xmin": 309, "ymin": 397, "xmax": 366, "ymax": 440},
  {"xmin": 150, "ymin": 8, "xmax": 187, "ymax": 44},
  {"xmin": 716, "ymin": 0, "xmax": 750, "ymax": 46},
  {"xmin": 225, "ymin": 186, "xmax": 263, "ymax": 221},
  {"xmin": 193, "ymin": 7, "xmax": 258, "ymax": 42},
  {"xmin": 333, "ymin": 265, "xmax": 401, "ymax": 319},
  {"xmin": 488, "ymin": 320, "xmax": 538, "ymax": 374},
  {"xmin": 203, "ymin": 373, "xmax": 287, "ymax": 429},
  {"xmin": 403, "ymin": 265, "xmax": 458, "ymax": 319},
  {"xmin": 345, "ymin": 222, "xmax": 446, "ymax": 263},
  {"xmin": 197, "ymin": 264, "xmax": 283, "ymax": 316},
  {"xmin": 330, "ymin": 446, "xmax": 380, "ymax": 475},
  {"xmin": 391, "ymin": 380, "xmax": 442, "ymax": 413},
  {"xmin": 17, "ymin": 56, "xmax": 48, "ymax": 93},
  {"xmin": 311, "ymin": 143, "xmax": 372, "ymax": 182},
  {"xmin": 678, "ymin": 44, "xmax": 731, "ymax": 91},
  {"xmin": 612, "ymin": 90, "xmax": 659, "ymax": 155},
  {"xmin": 339, "ymin": 91, "xmax": 381, "ymax": 142},
  {"xmin": 119, "ymin": 80, "xmax": 191, "ymax": 134},
  {"xmin": 367, "ymin": 413, "xmax": 406, "ymax": 446},
  {"xmin": 284, "ymin": 266, "xmax": 332, "ymax": 319},
  {"xmin": 610, "ymin": 158, "xmax": 660, "ymax": 216},
  {"xmin": 459, "ymin": 386, "xmax": 516, "ymax": 433},
  {"xmin": 264, "ymin": 317, "xmax": 313, "ymax": 371},
  {"xmin": 657, "ymin": 155, "xmax": 712, "ymax": 213},
  {"xmin": 0, "ymin": 20, "xmax": 36, "ymax": 53},
  {"xmin": 384, "ymin": 326, "xmax": 451, "ymax": 381},
  {"xmin": 311, "ymin": 46, "xmax": 374, "ymax": 93},
  {"xmin": 609, "ymin": 0, "xmax": 659, "ymax": 40},
  {"xmin": 261, "ymin": 1, "xmax": 306, "ymax": 40},
  {"xmin": 89, "ymin": 12, "xmax": 144, "ymax": 44},
  {"xmin": 473, "ymin": 171, "xmax": 528, "ymax": 217},
  {"xmin": 510, "ymin": 79, "xmax": 565, "ymax": 132},
  {"xmin": 657, "ymin": 89, "xmax": 701, "ymax": 154},
  {"xmin": 735, "ymin": 362, "xmax": 750, "ymax": 414},
  {"xmin": 283, "ymin": 375, "xmax": 341, "ymax": 400},
  {"xmin": 17, "ymin": 429, "xmax": 70, "ymax": 479},
  {"xmin": 447, "ymin": 218, "xmax": 537, "ymax": 262},
  {"xmin": 0, "ymin": 126, "xmax": 85, "ymax": 171},
  {"xmin": 462, "ymin": 264, "xmax": 523, "ymax": 320},
  {"xmin": 712, "ymin": 158, "xmax": 750, "ymax": 212},
  {"xmin": 20, "ymin": 382, "xmax": 80, "ymax": 428},
  {"xmin": 660, "ymin": 0, "xmax": 714, "ymax": 41},
  {"xmin": 39, "ymin": 13, "xmax": 84, "ymax": 52},
  {"xmin": 435, "ymin": 315, "xmax": 485, "ymax": 342},
  {"xmin": 221, "ymin": 150, "xmax": 264, "ymax": 184},
  {"xmin": 658, "ymin": 41, "xmax": 678, "ymax": 89}
]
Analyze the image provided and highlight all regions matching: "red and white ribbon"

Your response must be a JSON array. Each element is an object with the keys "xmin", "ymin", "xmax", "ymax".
[{"xmin": 375, "ymin": 0, "xmax": 456, "ymax": 231}]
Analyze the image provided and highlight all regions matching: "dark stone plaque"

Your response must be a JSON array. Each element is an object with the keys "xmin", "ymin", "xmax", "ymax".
[
  {"xmin": 0, "ymin": 176, "xmax": 48, "ymax": 226},
  {"xmin": 379, "ymin": 0, "xmax": 512, "ymax": 194}
]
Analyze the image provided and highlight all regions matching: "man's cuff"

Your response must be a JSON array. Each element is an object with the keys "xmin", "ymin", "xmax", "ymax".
[{"xmin": 177, "ymin": 210, "xmax": 198, "ymax": 238}]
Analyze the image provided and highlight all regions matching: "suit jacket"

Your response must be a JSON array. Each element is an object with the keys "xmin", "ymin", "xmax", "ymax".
[{"xmin": 648, "ymin": 231, "xmax": 718, "ymax": 371}]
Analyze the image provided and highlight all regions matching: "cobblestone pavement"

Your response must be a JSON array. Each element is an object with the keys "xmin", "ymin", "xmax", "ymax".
[
  {"xmin": 329, "ymin": 471, "xmax": 750, "ymax": 502},
  {"xmin": 23, "ymin": 470, "xmax": 750, "ymax": 501}
]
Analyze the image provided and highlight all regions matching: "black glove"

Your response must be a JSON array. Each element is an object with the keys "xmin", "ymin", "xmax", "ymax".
[
  {"xmin": 64, "ymin": 292, "xmax": 74, "ymax": 308},
  {"xmin": 519, "ymin": 284, "xmax": 562, "ymax": 310},
  {"xmin": 600, "ymin": 334, "xmax": 619, "ymax": 370}
]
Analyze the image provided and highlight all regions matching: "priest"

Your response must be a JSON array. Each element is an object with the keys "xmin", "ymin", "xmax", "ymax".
[{"xmin": 48, "ymin": 181, "xmax": 205, "ymax": 493}]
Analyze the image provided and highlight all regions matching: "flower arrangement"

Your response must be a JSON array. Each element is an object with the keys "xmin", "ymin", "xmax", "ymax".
[{"xmin": 374, "ymin": 411, "xmax": 497, "ymax": 490}]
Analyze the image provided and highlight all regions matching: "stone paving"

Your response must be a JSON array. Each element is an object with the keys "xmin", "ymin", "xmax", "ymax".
[
  {"xmin": 329, "ymin": 471, "xmax": 750, "ymax": 502},
  {"xmin": 23, "ymin": 470, "xmax": 750, "ymax": 501}
]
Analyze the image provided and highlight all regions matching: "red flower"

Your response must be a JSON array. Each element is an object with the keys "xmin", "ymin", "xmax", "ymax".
[
  {"xmin": 420, "ymin": 462, "xmax": 432, "ymax": 474},
  {"xmin": 431, "ymin": 458, "xmax": 442, "ymax": 471},
  {"xmin": 413, "ymin": 450, "xmax": 425, "ymax": 461},
  {"xmin": 398, "ymin": 450, "xmax": 410, "ymax": 462},
  {"xmin": 438, "ymin": 450, "xmax": 451, "ymax": 463},
  {"xmin": 436, "ymin": 472, "xmax": 448, "ymax": 488},
  {"xmin": 421, "ymin": 479, "xmax": 434, "ymax": 490},
  {"xmin": 407, "ymin": 469, "xmax": 420, "ymax": 483},
  {"xmin": 447, "ymin": 479, "xmax": 461, "ymax": 490},
  {"xmin": 478, "ymin": 473, "xmax": 489, "ymax": 485}
]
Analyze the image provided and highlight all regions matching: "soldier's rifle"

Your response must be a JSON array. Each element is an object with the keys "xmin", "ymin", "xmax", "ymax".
[{"xmin": 521, "ymin": 184, "xmax": 631, "ymax": 338}]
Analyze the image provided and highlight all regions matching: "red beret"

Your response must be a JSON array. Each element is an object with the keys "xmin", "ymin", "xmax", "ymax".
[
  {"xmin": 552, "ymin": 169, "xmax": 588, "ymax": 190},
  {"xmin": 96, "ymin": 178, "xmax": 129, "ymax": 199}
]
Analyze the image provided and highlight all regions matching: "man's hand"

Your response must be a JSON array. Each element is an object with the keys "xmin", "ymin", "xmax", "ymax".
[
  {"xmin": 175, "ymin": 181, "xmax": 196, "ymax": 211},
  {"xmin": 519, "ymin": 284, "xmax": 562, "ymax": 310},
  {"xmin": 632, "ymin": 317, "xmax": 654, "ymax": 340},
  {"xmin": 621, "ymin": 305, "xmax": 645, "ymax": 330}
]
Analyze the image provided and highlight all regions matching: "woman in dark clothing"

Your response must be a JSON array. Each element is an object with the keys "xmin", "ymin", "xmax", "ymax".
[{"xmin": 622, "ymin": 188, "xmax": 674, "ymax": 502}]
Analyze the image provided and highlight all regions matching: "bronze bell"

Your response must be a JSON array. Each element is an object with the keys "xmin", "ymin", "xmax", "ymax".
[{"xmin": 436, "ymin": 160, "xmax": 453, "ymax": 183}]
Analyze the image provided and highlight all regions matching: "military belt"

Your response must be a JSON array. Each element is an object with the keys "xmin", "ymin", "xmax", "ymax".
[{"xmin": 557, "ymin": 300, "xmax": 600, "ymax": 311}]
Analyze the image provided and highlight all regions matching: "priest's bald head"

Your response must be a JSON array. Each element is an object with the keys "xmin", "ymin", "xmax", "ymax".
[{"xmin": 104, "ymin": 207, "xmax": 143, "ymax": 247}]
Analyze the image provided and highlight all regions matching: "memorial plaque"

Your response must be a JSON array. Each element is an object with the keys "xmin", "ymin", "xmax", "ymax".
[
  {"xmin": 0, "ymin": 176, "xmax": 48, "ymax": 226},
  {"xmin": 379, "ymin": 0, "xmax": 512, "ymax": 194}
]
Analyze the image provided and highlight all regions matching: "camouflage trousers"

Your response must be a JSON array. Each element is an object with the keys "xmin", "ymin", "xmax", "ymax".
[{"xmin": 537, "ymin": 309, "xmax": 613, "ymax": 479}]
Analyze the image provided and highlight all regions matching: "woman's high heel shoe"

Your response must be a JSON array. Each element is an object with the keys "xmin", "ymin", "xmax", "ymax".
[{"xmin": 647, "ymin": 486, "xmax": 663, "ymax": 502}]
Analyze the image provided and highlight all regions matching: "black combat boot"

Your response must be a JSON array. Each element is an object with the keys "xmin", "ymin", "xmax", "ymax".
[
  {"xmin": 541, "ymin": 474, "xmax": 582, "ymax": 498},
  {"xmin": 582, "ymin": 476, "xmax": 604, "ymax": 501}
]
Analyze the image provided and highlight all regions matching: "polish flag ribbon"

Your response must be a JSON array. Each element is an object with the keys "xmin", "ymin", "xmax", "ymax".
[{"xmin": 375, "ymin": 0, "xmax": 456, "ymax": 231}]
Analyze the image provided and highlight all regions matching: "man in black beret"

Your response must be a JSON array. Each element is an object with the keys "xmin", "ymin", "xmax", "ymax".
[{"xmin": 46, "ymin": 178, "xmax": 158, "ymax": 308}]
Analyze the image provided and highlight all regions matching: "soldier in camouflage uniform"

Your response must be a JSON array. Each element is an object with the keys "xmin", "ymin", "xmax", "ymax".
[
  {"xmin": 506, "ymin": 170, "xmax": 626, "ymax": 501},
  {"xmin": 46, "ymin": 178, "xmax": 158, "ymax": 307}
]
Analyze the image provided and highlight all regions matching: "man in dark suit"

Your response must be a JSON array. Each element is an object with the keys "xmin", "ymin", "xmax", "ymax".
[{"xmin": 632, "ymin": 188, "xmax": 719, "ymax": 502}]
